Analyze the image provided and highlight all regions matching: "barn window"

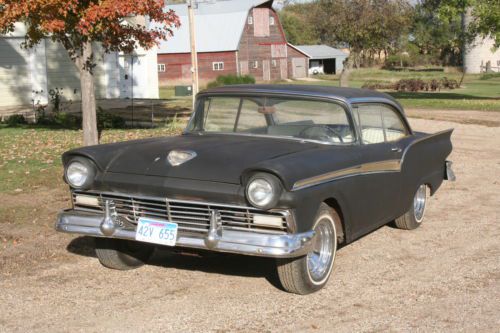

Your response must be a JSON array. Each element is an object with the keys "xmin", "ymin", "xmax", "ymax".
[
  {"xmin": 252, "ymin": 61, "xmax": 259, "ymax": 69},
  {"xmin": 269, "ymin": 16, "xmax": 275, "ymax": 25},
  {"xmin": 212, "ymin": 62, "xmax": 224, "ymax": 71},
  {"xmin": 157, "ymin": 64, "xmax": 166, "ymax": 72},
  {"xmin": 248, "ymin": 16, "xmax": 253, "ymax": 25},
  {"xmin": 272, "ymin": 60, "xmax": 277, "ymax": 67}
]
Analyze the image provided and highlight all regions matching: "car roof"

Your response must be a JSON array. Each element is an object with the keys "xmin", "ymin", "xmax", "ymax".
[{"xmin": 200, "ymin": 84, "xmax": 402, "ymax": 109}]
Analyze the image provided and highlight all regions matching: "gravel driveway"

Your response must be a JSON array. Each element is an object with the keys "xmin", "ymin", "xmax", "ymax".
[{"xmin": 1, "ymin": 112, "xmax": 499, "ymax": 332}]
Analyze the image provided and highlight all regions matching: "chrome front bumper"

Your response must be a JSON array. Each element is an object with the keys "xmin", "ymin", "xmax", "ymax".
[{"xmin": 55, "ymin": 210, "xmax": 315, "ymax": 258}]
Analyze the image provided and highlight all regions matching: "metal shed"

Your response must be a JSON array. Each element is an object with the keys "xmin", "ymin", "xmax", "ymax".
[{"xmin": 293, "ymin": 45, "xmax": 348, "ymax": 75}]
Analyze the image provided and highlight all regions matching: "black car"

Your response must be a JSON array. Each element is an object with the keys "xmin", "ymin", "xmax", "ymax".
[{"xmin": 56, "ymin": 85, "xmax": 455, "ymax": 294}]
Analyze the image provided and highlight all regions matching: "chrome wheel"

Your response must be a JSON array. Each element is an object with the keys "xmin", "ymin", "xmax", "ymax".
[
  {"xmin": 307, "ymin": 216, "xmax": 336, "ymax": 284},
  {"xmin": 413, "ymin": 185, "xmax": 427, "ymax": 223}
]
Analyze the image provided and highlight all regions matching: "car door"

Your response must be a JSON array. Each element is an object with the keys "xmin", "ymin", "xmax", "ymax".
[{"xmin": 349, "ymin": 103, "xmax": 411, "ymax": 236}]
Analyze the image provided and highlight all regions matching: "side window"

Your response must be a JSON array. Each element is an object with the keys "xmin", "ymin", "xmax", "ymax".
[
  {"xmin": 353, "ymin": 104, "xmax": 408, "ymax": 144},
  {"xmin": 204, "ymin": 97, "xmax": 239, "ymax": 132},
  {"xmin": 272, "ymin": 100, "xmax": 354, "ymax": 143},
  {"xmin": 381, "ymin": 108, "xmax": 407, "ymax": 141},
  {"xmin": 235, "ymin": 99, "xmax": 267, "ymax": 132}
]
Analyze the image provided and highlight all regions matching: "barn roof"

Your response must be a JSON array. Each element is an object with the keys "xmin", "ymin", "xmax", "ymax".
[
  {"xmin": 294, "ymin": 45, "xmax": 348, "ymax": 60},
  {"xmin": 157, "ymin": 0, "xmax": 273, "ymax": 54}
]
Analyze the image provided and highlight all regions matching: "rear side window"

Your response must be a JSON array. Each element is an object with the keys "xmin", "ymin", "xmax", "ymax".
[{"xmin": 353, "ymin": 104, "xmax": 408, "ymax": 144}]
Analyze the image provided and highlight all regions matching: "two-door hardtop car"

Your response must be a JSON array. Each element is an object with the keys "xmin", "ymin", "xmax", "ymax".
[{"xmin": 56, "ymin": 85, "xmax": 455, "ymax": 294}]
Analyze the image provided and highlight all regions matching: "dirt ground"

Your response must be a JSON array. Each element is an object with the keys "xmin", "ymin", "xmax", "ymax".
[{"xmin": 1, "ymin": 110, "xmax": 499, "ymax": 333}]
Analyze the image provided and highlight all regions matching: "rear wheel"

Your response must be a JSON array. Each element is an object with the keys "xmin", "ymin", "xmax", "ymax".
[
  {"xmin": 276, "ymin": 203, "xmax": 342, "ymax": 295},
  {"xmin": 95, "ymin": 238, "xmax": 154, "ymax": 270},
  {"xmin": 395, "ymin": 184, "xmax": 428, "ymax": 230}
]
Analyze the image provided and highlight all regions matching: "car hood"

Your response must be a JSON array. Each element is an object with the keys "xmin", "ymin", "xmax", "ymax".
[{"xmin": 64, "ymin": 134, "xmax": 318, "ymax": 185}]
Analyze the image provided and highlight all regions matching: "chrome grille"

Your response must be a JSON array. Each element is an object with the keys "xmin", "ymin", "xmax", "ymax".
[{"xmin": 72, "ymin": 191, "xmax": 289, "ymax": 235}]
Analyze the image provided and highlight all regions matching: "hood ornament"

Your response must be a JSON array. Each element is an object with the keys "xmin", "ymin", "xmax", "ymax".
[{"xmin": 167, "ymin": 150, "xmax": 197, "ymax": 166}]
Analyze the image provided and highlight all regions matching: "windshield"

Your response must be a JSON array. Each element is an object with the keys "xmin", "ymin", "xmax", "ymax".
[{"xmin": 187, "ymin": 96, "xmax": 355, "ymax": 144}]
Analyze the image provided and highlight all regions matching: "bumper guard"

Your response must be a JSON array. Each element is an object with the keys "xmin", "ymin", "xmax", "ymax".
[{"xmin": 55, "ymin": 210, "xmax": 315, "ymax": 258}]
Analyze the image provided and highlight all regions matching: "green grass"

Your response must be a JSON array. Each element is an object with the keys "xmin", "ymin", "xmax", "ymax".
[
  {"xmin": 293, "ymin": 68, "xmax": 500, "ymax": 111},
  {"xmin": 159, "ymin": 86, "xmax": 193, "ymax": 109},
  {"xmin": 159, "ymin": 69, "xmax": 498, "ymax": 111},
  {"xmin": 0, "ymin": 125, "xmax": 184, "ymax": 194}
]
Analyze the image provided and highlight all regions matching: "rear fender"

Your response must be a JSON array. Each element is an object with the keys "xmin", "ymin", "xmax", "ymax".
[{"xmin": 400, "ymin": 129, "xmax": 453, "ymax": 208}]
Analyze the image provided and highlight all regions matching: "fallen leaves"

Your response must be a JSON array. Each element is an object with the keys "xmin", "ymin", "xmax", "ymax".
[{"xmin": 0, "ymin": 126, "xmax": 182, "ymax": 193}]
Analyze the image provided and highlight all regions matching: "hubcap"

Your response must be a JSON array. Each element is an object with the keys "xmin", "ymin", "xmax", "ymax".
[
  {"xmin": 307, "ymin": 217, "xmax": 336, "ymax": 284},
  {"xmin": 413, "ymin": 185, "xmax": 427, "ymax": 223}
]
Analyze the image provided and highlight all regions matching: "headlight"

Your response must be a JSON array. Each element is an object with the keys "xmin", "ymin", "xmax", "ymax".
[
  {"xmin": 65, "ymin": 158, "xmax": 96, "ymax": 189},
  {"xmin": 246, "ymin": 173, "xmax": 282, "ymax": 209}
]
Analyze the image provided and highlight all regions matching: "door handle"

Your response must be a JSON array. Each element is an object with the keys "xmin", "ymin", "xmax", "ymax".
[{"xmin": 391, "ymin": 147, "xmax": 402, "ymax": 153}]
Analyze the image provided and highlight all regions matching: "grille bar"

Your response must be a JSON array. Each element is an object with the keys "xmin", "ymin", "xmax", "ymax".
[{"xmin": 72, "ymin": 191, "xmax": 289, "ymax": 235}]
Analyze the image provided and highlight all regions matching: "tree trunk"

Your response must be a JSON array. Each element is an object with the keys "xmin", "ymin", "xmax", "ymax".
[
  {"xmin": 78, "ymin": 42, "xmax": 98, "ymax": 146},
  {"xmin": 339, "ymin": 57, "xmax": 353, "ymax": 87}
]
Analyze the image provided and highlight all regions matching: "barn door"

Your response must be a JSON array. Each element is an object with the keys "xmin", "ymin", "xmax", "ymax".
[
  {"xmin": 240, "ymin": 61, "xmax": 249, "ymax": 75},
  {"xmin": 280, "ymin": 59, "xmax": 288, "ymax": 79},
  {"xmin": 292, "ymin": 58, "xmax": 307, "ymax": 78},
  {"xmin": 262, "ymin": 60, "xmax": 271, "ymax": 81}
]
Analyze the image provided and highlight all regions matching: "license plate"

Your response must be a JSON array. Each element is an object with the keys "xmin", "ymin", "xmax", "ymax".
[{"xmin": 135, "ymin": 218, "xmax": 178, "ymax": 246}]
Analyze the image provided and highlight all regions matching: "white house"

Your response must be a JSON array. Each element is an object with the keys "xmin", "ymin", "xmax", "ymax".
[{"xmin": 0, "ymin": 22, "xmax": 159, "ymax": 111}]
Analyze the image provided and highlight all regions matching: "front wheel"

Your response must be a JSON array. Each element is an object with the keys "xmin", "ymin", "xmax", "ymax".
[
  {"xmin": 395, "ymin": 184, "xmax": 428, "ymax": 230},
  {"xmin": 95, "ymin": 238, "xmax": 155, "ymax": 270},
  {"xmin": 276, "ymin": 204, "xmax": 342, "ymax": 295}
]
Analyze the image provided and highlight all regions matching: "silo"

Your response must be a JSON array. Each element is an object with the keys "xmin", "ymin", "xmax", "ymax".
[{"xmin": 463, "ymin": 9, "xmax": 500, "ymax": 74}]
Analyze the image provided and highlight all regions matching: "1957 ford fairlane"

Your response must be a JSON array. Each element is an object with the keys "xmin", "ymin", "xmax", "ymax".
[{"xmin": 56, "ymin": 85, "xmax": 455, "ymax": 294}]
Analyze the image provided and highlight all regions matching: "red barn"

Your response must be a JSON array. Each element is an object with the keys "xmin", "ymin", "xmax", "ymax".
[{"xmin": 157, "ymin": 0, "xmax": 308, "ymax": 85}]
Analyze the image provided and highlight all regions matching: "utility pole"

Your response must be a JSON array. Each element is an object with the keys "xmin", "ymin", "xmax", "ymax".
[{"xmin": 187, "ymin": 0, "xmax": 199, "ymax": 109}]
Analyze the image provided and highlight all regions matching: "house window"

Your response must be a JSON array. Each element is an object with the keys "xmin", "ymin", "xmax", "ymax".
[
  {"xmin": 158, "ymin": 64, "xmax": 166, "ymax": 72},
  {"xmin": 252, "ymin": 61, "xmax": 259, "ymax": 69},
  {"xmin": 272, "ymin": 59, "xmax": 277, "ymax": 67},
  {"xmin": 212, "ymin": 62, "xmax": 224, "ymax": 71},
  {"xmin": 269, "ymin": 16, "xmax": 275, "ymax": 25},
  {"xmin": 248, "ymin": 16, "xmax": 253, "ymax": 25}
]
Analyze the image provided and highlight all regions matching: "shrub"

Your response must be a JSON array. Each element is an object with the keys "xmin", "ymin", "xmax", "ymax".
[
  {"xmin": 206, "ymin": 75, "xmax": 255, "ymax": 88},
  {"xmin": 362, "ymin": 81, "xmax": 396, "ymax": 90},
  {"xmin": 6, "ymin": 114, "xmax": 27, "ymax": 127},
  {"xmin": 53, "ymin": 112, "xmax": 81, "ymax": 129},
  {"xmin": 395, "ymin": 79, "xmax": 427, "ymax": 92},
  {"xmin": 363, "ymin": 77, "xmax": 459, "ymax": 92},
  {"xmin": 97, "ymin": 107, "xmax": 126, "ymax": 130},
  {"xmin": 384, "ymin": 54, "xmax": 412, "ymax": 69},
  {"xmin": 441, "ymin": 77, "xmax": 459, "ymax": 89}
]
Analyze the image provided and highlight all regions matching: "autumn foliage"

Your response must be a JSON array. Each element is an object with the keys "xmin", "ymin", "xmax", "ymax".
[
  {"xmin": 0, "ymin": 0, "xmax": 180, "ymax": 145},
  {"xmin": 0, "ymin": 0, "xmax": 180, "ymax": 54}
]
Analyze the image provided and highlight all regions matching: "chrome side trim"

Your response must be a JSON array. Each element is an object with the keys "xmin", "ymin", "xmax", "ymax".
[
  {"xmin": 184, "ymin": 132, "xmax": 356, "ymax": 146},
  {"xmin": 55, "ymin": 210, "xmax": 314, "ymax": 258},
  {"xmin": 292, "ymin": 129, "xmax": 454, "ymax": 191},
  {"xmin": 292, "ymin": 159, "xmax": 401, "ymax": 191}
]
